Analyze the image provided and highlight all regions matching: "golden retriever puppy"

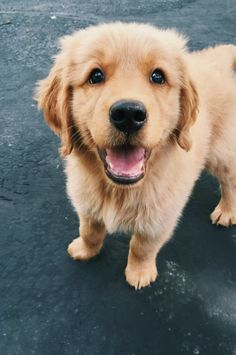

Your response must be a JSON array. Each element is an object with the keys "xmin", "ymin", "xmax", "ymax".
[{"xmin": 35, "ymin": 22, "xmax": 236, "ymax": 289}]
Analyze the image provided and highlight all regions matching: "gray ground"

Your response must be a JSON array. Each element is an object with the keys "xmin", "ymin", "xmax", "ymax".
[{"xmin": 0, "ymin": 1, "xmax": 236, "ymax": 354}]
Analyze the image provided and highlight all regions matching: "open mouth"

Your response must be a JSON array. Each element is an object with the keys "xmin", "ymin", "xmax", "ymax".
[{"xmin": 98, "ymin": 145, "xmax": 150, "ymax": 185}]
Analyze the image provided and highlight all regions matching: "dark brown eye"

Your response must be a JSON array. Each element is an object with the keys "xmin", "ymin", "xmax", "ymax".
[
  {"xmin": 150, "ymin": 69, "xmax": 165, "ymax": 84},
  {"xmin": 88, "ymin": 68, "xmax": 105, "ymax": 84}
]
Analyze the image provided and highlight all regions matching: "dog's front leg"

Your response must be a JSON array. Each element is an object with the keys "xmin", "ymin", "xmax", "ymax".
[
  {"xmin": 68, "ymin": 215, "xmax": 105, "ymax": 261},
  {"xmin": 125, "ymin": 233, "xmax": 168, "ymax": 289}
]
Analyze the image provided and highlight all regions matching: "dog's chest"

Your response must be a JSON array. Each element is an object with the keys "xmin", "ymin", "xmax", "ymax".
[{"xmin": 88, "ymin": 184, "xmax": 166, "ymax": 237}]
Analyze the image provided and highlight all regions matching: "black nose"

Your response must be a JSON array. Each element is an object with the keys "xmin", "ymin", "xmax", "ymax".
[{"xmin": 109, "ymin": 100, "xmax": 147, "ymax": 134}]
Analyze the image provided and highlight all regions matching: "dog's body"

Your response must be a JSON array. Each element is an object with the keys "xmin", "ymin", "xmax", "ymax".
[{"xmin": 36, "ymin": 23, "xmax": 236, "ymax": 289}]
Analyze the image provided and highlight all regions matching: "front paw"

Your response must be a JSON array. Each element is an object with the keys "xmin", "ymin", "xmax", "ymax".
[
  {"xmin": 211, "ymin": 202, "xmax": 236, "ymax": 227},
  {"xmin": 67, "ymin": 237, "xmax": 102, "ymax": 261},
  {"xmin": 125, "ymin": 258, "xmax": 158, "ymax": 290}
]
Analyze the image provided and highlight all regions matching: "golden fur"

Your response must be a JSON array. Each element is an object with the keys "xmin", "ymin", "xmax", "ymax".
[{"xmin": 35, "ymin": 22, "xmax": 236, "ymax": 289}]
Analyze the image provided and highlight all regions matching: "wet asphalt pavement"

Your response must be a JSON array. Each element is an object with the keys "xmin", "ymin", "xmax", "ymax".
[{"xmin": 0, "ymin": 0, "xmax": 236, "ymax": 354}]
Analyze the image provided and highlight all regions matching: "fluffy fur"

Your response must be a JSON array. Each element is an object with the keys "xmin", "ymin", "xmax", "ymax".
[{"xmin": 35, "ymin": 22, "xmax": 236, "ymax": 289}]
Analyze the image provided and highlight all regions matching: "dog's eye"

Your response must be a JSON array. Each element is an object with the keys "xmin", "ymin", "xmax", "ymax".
[
  {"xmin": 150, "ymin": 69, "xmax": 165, "ymax": 84},
  {"xmin": 88, "ymin": 68, "xmax": 105, "ymax": 84}
]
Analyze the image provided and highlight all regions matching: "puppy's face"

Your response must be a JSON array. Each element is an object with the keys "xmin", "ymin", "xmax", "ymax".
[{"xmin": 36, "ymin": 23, "xmax": 198, "ymax": 186}]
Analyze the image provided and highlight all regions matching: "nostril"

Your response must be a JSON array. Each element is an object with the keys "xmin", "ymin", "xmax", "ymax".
[
  {"xmin": 134, "ymin": 110, "xmax": 146, "ymax": 123},
  {"xmin": 113, "ymin": 109, "xmax": 126, "ymax": 124}
]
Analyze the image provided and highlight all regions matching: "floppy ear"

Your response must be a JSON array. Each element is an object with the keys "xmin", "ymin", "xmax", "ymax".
[
  {"xmin": 176, "ymin": 71, "xmax": 199, "ymax": 152},
  {"xmin": 35, "ymin": 55, "xmax": 73, "ymax": 156}
]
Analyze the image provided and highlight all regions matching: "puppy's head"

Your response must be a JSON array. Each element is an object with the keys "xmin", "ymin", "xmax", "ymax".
[{"xmin": 35, "ymin": 22, "xmax": 198, "ymax": 186}]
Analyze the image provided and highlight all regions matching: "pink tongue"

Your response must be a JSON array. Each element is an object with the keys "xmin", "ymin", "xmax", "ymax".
[{"xmin": 106, "ymin": 147, "xmax": 145, "ymax": 176}]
